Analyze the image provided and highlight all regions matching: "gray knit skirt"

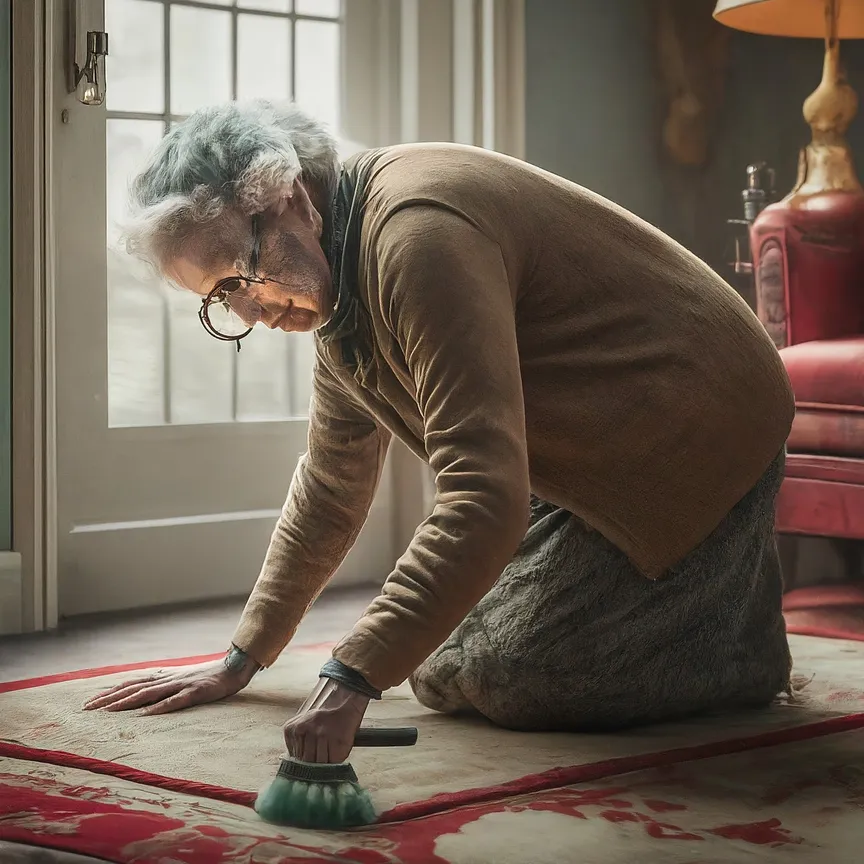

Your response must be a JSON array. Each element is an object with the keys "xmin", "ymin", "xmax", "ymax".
[{"xmin": 409, "ymin": 451, "xmax": 791, "ymax": 731}]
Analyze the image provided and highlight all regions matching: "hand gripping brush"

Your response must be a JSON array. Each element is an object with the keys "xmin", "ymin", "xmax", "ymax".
[{"xmin": 255, "ymin": 724, "xmax": 418, "ymax": 829}]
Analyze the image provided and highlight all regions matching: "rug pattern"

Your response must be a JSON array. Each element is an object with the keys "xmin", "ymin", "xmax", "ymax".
[{"xmin": 1, "ymin": 634, "xmax": 864, "ymax": 863}]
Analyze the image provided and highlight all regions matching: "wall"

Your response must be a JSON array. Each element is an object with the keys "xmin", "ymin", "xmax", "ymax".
[
  {"xmin": 524, "ymin": 1, "xmax": 864, "ymax": 283},
  {"xmin": 0, "ymin": 1, "xmax": 10, "ymax": 552},
  {"xmin": 525, "ymin": 0, "xmax": 667, "ymax": 230}
]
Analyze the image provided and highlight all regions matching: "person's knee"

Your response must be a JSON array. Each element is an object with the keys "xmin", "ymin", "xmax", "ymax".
[
  {"xmin": 410, "ymin": 667, "xmax": 482, "ymax": 715},
  {"xmin": 409, "ymin": 644, "xmax": 479, "ymax": 715}
]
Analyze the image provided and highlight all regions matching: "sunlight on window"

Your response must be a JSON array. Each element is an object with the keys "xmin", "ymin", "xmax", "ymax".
[
  {"xmin": 237, "ymin": 15, "xmax": 291, "ymax": 102},
  {"xmin": 295, "ymin": 20, "xmax": 340, "ymax": 132}
]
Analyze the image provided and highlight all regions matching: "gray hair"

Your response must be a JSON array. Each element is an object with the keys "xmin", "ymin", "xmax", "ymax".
[{"xmin": 124, "ymin": 99, "xmax": 340, "ymax": 270}]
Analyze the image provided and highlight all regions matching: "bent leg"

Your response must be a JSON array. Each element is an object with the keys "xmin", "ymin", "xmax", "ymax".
[{"xmin": 411, "ymin": 454, "xmax": 791, "ymax": 731}]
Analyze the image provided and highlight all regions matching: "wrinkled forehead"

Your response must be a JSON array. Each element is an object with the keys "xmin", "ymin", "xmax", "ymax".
[{"xmin": 161, "ymin": 206, "xmax": 254, "ymax": 288}]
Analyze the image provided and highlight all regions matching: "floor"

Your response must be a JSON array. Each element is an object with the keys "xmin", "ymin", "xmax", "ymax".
[
  {"xmin": 0, "ymin": 585, "xmax": 377, "ymax": 862},
  {"xmin": 0, "ymin": 584, "xmax": 377, "ymax": 683}
]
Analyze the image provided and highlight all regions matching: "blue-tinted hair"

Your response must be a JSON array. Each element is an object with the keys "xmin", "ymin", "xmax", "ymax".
[{"xmin": 124, "ymin": 99, "xmax": 339, "ymax": 268}]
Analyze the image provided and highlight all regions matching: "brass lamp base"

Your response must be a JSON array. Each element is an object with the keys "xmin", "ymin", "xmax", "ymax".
[{"xmin": 788, "ymin": 0, "xmax": 862, "ymax": 202}]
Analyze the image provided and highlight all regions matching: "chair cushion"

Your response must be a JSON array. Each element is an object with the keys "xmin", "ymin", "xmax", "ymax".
[
  {"xmin": 781, "ymin": 337, "xmax": 864, "ymax": 409},
  {"xmin": 784, "ymin": 453, "xmax": 864, "ymax": 483},
  {"xmin": 779, "ymin": 454, "xmax": 864, "ymax": 537},
  {"xmin": 787, "ymin": 408, "xmax": 864, "ymax": 456},
  {"xmin": 781, "ymin": 338, "xmax": 864, "ymax": 456}
]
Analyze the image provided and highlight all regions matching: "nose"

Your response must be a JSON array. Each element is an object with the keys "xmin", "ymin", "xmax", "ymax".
[
  {"xmin": 252, "ymin": 291, "xmax": 284, "ymax": 329},
  {"xmin": 252, "ymin": 282, "xmax": 289, "ymax": 329},
  {"xmin": 262, "ymin": 305, "xmax": 284, "ymax": 329}
]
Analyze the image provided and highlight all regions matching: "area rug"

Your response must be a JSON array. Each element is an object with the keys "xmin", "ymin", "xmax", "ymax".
[
  {"xmin": 2, "ymin": 723, "xmax": 862, "ymax": 862},
  {"xmin": 1, "ymin": 635, "xmax": 864, "ymax": 863}
]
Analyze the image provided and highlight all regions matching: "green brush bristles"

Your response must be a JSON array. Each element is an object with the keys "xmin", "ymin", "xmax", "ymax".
[{"xmin": 255, "ymin": 760, "xmax": 377, "ymax": 830}]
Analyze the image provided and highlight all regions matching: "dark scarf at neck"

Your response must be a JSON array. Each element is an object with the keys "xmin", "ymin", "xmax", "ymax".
[{"xmin": 318, "ymin": 158, "xmax": 374, "ymax": 373}]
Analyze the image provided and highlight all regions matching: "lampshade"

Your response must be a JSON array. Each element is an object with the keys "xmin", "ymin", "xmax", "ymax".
[{"xmin": 713, "ymin": 0, "xmax": 864, "ymax": 38}]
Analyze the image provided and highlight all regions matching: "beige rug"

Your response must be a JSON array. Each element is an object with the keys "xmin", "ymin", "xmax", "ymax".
[
  {"xmin": 1, "ymin": 634, "xmax": 864, "ymax": 816},
  {"xmin": 3, "ymin": 635, "xmax": 864, "ymax": 863}
]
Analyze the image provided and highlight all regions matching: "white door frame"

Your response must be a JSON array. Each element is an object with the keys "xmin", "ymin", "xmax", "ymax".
[
  {"xmin": 10, "ymin": 0, "xmax": 58, "ymax": 634},
  {"xmin": 9, "ymin": 0, "xmax": 525, "ymax": 634}
]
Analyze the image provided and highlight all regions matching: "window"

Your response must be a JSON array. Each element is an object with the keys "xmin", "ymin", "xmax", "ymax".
[{"xmin": 105, "ymin": 0, "xmax": 344, "ymax": 427}]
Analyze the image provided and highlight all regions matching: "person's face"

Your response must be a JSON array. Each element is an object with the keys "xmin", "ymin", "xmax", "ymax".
[{"xmin": 168, "ymin": 180, "xmax": 333, "ymax": 334}]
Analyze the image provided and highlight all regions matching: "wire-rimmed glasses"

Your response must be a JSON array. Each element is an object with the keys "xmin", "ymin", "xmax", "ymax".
[{"xmin": 197, "ymin": 215, "xmax": 278, "ymax": 351}]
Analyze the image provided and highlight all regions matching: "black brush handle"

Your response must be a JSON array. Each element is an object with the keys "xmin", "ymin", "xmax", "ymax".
[{"xmin": 353, "ymin": 726, "xmax": 418, "ymax": 747}]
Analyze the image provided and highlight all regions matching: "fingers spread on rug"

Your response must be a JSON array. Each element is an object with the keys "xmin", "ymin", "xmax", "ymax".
[
  {"xmin": 82, "ymin": 675, "xmax": 162, "ymax": 709},
  {"xmin": 83, "ymin": 661, "xmax": 250, "ymax": 715}
]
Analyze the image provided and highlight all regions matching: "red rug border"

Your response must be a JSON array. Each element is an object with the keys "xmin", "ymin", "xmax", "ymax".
[
  {"xmin": 0, "ymin": 654, "xmax": 225, "ymax": 694},
  {"xmin": 0, "ymin": 741, "xmax": 256, "ymax": 808},
  {"xmin": 379, "ymin": 710, "xmax": 864, "ymax": 821},
  {"xmin": 3, "ymin": 709, "xmax": 864, "ymax": 825},
  {"xmin": 0, "ymin": 641, "xmax": 336, "ymax": 694}
]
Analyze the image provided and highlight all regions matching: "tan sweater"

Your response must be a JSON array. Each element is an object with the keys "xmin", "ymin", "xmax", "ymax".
[{"xmin": 232, "ymin": 143, "xmax": 794, "ymax": 691}]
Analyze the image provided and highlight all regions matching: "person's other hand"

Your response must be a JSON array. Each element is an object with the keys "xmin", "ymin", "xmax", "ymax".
[
  {"xmin": 82, "ymin": 658, "xmax": 256, "ymax": 715},
  {"xmin": 283, "ymin": 678, "xmax": 369, "ymax": 763}
]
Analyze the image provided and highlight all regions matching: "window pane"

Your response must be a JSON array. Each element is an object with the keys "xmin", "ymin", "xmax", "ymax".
[
  {"xmin": 107, "ymin": 120, "xmax": 168, "ymax": 428},
  {"xmin": 237, "ymin": 14, "xmax": 291, "ymax": 102},
  {"xmin": 238, "ymin": 0, "xmax": 292, "ymax": 11},
  {"xmin": 105, "ymin": 0, "xmax": 164, "ymax": 113},
  {"xmin": 108, "ymin": 268, "xmax": 167, "ymax": 428},
  {"xmin": 236, "ymin": 327, "xmax": 291, "ymax": 421},
  {"xmin": 296, "ymin": 0, "xmax": 340, "ymax": 17},
  {"xmin": 170, "ymin": 6, "xmax": 232, "ymax": 115},
  {"xmin": 106, "ymin": 119, "xmax": 164, "ymax": 248},
  {"xmin": 168, "ymin": 291, "xmax": 234, "ymax": 424},
  {"xmin": 295, "ymin": 21, "xmax": 340, "ymax": 131}
]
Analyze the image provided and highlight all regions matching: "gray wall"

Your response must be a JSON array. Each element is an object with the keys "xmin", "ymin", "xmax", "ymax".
[
  {"xmin": 0, "ymin": 2, "xmax": 10, "ymax": 552},
  {"xmin": 524, "ymin": 0, "xmax": 864, "ymax": 283},
  {"xmin": 525, "ymin": 0, "xmax": 666, "ymax": 230}
]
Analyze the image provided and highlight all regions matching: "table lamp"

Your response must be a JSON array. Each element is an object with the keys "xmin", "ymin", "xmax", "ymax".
[{"xmin": 714, "ymin": 0, "xmax": 864, "ymax": 350}]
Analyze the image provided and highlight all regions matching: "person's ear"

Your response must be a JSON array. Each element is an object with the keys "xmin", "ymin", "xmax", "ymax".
[{"xmin": 270, "ymin": 180, "xmax": 322, "ymax": 237}]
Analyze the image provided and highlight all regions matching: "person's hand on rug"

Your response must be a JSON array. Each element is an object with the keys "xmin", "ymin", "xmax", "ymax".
[
  {"xmin": 283, "ymin": 677, "xmax": 369, "ymax": 763},
  {"xmin": 82, "ymin": 656, "xmax": 258, "ymax": 715}
]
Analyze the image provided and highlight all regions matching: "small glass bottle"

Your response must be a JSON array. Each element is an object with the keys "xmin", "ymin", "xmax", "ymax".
[{"xmin": 742, "ymin": 162, "xmax": 776, "ymax": 224}]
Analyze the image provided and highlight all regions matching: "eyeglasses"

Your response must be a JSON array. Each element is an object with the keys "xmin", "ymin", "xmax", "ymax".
[{"xmin": 198, "ymin": 215, "xmax": 285, "ymax": 351}]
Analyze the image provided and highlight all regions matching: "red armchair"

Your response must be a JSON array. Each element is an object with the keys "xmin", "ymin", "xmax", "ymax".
[
  {"xmin": 752, "ymin": 206, "xmax": 864, "ymax": 541},
  {"xmin": 748, "ymin": 199, "xmax": 864, "ymax": 638}
]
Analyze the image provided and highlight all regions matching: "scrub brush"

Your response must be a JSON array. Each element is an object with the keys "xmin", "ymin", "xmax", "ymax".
[{"xmin": 255, "ymin": 725, "xmax": 418, "ymax": 829}]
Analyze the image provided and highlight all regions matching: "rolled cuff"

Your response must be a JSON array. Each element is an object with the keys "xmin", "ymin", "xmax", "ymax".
[{"xmin": 230, "ymin": 620, "xmax": 285, "ymax": 669}]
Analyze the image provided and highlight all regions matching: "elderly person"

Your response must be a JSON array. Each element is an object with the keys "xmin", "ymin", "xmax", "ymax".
[{"xmin": 87, "ymin": 100, "xmax": 795, "ymax": 764}]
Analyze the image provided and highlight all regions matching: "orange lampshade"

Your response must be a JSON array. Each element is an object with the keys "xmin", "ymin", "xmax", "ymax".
[{"xmin": 713, "ymin": 0, "xmax": 864, "ymax": 38}]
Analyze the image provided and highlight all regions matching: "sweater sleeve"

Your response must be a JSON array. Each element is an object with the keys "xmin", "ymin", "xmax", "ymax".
[
  {"xmin": 332, "ymin": 205, "xmax": 531, "ymax": 690},
  {"xmin": 231, "ymin": 353, "xmax": 391, "ymax": 667}
]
